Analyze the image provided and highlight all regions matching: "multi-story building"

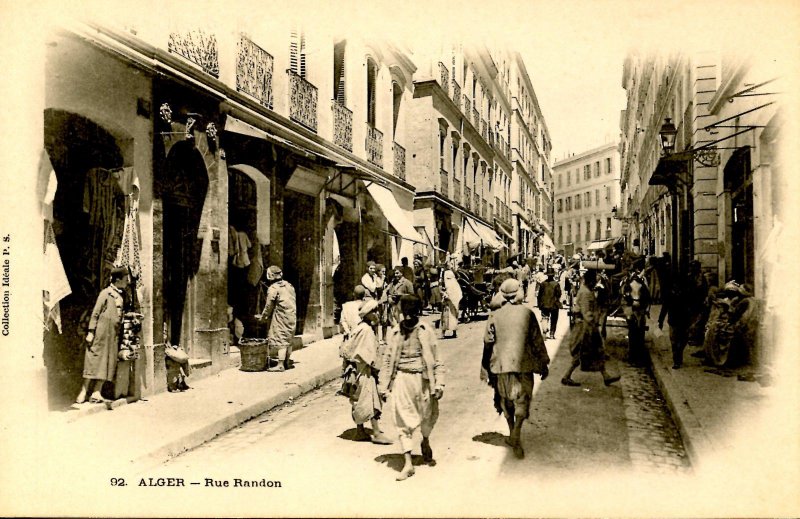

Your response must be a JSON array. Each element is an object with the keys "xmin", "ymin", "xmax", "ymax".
[
  {"xmin": 405, "ymin": 44, "xmax": 513, "ymax": 268},
  {"xmin": 33, "ymin": 16, "xmax": 423, "ymax": 409},
  {"xmin": 509, "ymin": 54, "xmax": 555, "ymax": 261},
  {"xmin": 619, "ymin": 51, "xmax": 785, "ymax": 369},
  {"xmin": 553, "ymin": 143, "xmax": 622, "ymax": 256}
]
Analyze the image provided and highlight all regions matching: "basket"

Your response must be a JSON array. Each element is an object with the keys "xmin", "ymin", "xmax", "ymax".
[{"xmin": 238, "ymin": 338, "xmax": 270, "ymax": 372}]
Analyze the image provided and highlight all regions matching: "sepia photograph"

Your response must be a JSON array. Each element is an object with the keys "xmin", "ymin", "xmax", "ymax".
[{"xmin": 0, "ymin": 0, "xmax": 798, "ymax": 516}]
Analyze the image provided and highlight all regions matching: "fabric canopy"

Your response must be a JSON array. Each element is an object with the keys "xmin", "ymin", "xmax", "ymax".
[
  {"xmin": 587, "ymin": 239, "xmax": 613, "ymax": 251},
  {"xmin": 365, "ymin": 183, "xmax": 426, "ymax": 244},
  {"xmin": 540, "ymin": 233, "xmax": 556, "ymax": 251},
  {"xmin": 464, "ymin": 217, "xmax": 505, "ymax": 251}
]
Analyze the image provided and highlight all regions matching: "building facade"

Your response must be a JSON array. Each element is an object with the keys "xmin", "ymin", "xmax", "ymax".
[
  {"xmin": 36, "ymin": 17, "xmax": 423, "ymax": 409},
  {"xmin": 553, "ymin": 143, "xmax": 622, "ymax": 256},
  {"xmin": 619, "ymin": 51, "xmax": 785, "ymax": 369}
]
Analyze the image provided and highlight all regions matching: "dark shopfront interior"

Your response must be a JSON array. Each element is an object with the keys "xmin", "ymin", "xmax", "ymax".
[{"xmin": 42, "ymin": 109, "xmax": 134, "ymax": 409}]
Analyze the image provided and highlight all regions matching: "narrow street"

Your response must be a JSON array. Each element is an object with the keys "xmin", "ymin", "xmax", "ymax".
[{"xmin": 147, "ymin": 301, "xmax": 689, "ymax": 513}]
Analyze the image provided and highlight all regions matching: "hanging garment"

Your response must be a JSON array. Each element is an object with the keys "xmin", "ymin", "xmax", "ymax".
[
  {"xmin": 43, "ymin": 221, "xmax": 71, "ymax": 333},
  {"xmin": 232, "ymin": 231, "xmax": 251, "ymax": 268},
  {"xmin": 247, "ymin": 239, "xmax": 264, "ymax": 286},
  {"xmin": 114, "ymin": 197, "xmax": 142, "ymax": 280},
  {"xmin": 332, "ymin": 230, "xmax": 340, "ymax": 276},
  {"xmin": 229, "ymin": 225, "xmax": 238, "ymax": 258},
  {"xmin": 83, "ymin": 168, "xmax": 125, "ymax": 291}
]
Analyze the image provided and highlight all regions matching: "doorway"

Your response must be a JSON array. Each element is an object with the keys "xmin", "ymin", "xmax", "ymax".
[{"xmin": 725, "ymin": 147, "xmax": 754, "ymax": 287}]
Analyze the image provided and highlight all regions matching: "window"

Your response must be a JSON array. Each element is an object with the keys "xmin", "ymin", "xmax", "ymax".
[
  {"xmin": 392, "ymin": 82, "xmax": 402, "ymax": 138},
  {"xmin": 558, "ymin": 225, "xmax": 563, "ymax": 244},
  {"xmin": 367, "ymin": 58, "xmax": 378, "ymax": 126},
  {"xmin": 605, "ymin": 157, "xmax": 612, "ymax": 174},
  {"xmin": 289, "ymin": 28, "xmax": 307, "ymax": 78},
  {"xmin": 577, "ymin": 222, "xmax": 581, "ymax": 238},
  {"xmin": 558, "ymin": 174, "xmax": 562, "ymax": 189},
  {"xmin": 566, "ymin": 197, "xmax": 571, "ymax": 211},
  {"xmin": 567, "ymin": 170, "xmax": 571, "ymax": 186},
  {"xmin": 585, "ymin": 192, "xmax": 591, "ymax": 207},
  {"xmin": 439, "ymin": 132, "xmax": 446, "ymax": 170},
  {"xmin": 606, "ymin": 218, "xmax": 612, "ymax": 238},
  {"xmin": 557, "ymin": 199, "xmax": 563, "ymax": 213},
  {"xmin": 585, "ymin": 220, "xmax": 591, "ymax": 241},
  {"xmin": 575, "ymin": 195, "xmax": 581, "ymax": 209},
  {"xmin": 595, "ymin": 219, "xmax": 601, "ymax": 240},
  {"xmin": 605, "ymin": 186, "xmax": 611, "ymax": 202},
  {"xmin": 584, "ymin": 165, "xmax": 590, "ymax": 180},
  {"xmin": 594, "ymin": 161, "xmax": 600, "ymax": 177},
  {"xmin": 567, "ymin": 224, "xmax": 572, "ymax": 243},
  {"xmin": 595, "ymin": 189, "xmax": 600, "ymax": 206},
  {"xmin": 333, "ymin": 40, "xmax": 346, "ymax": 104}
]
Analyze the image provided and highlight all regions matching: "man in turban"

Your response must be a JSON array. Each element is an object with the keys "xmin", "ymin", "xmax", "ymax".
[{"xmin": 481, "ymin": 278, "xmax": 551, "ymax": 459}]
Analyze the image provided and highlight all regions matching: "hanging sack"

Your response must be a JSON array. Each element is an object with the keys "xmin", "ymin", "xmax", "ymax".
[
  {"xmin": 165, "ymin": 343, "xmax": 189, "ymax": 364},
  {"xmin": 340, "ymin": 363, "xmax": 359, "ymax": 399}
]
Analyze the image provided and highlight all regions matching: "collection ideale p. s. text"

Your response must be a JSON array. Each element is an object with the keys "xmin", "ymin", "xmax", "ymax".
[{"xmin": 2, "ymin": 234, "xmax": 10, "ymax": 337}]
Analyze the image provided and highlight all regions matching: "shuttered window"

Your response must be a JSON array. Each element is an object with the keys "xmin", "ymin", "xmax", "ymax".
[
  {"xmin": 289, "ymin": 28, "xmax": 306, "ymax": 78},
  {"xmin": 333, "ymin": 40, "xmax": 346, "ymax": 104},
  {"xmin": 367, "ymin": 58, "xmax": 377, "ymax": 126}
]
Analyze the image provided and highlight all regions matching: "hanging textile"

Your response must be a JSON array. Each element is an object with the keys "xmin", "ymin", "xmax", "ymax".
[
  {"xmin": 114, "ymin": 198, "xmax": 142, "ymax": 280},
  {"xmin": 332, "ymin": 230, "xmax": 341, "ymax": 276},
  {"xmin": 247, "ymin": 239, "xmax": 264, "ymax": 286},
  {"xmin": 43, "ymin": 221, "xmax": 71, "ymax": 333},
  {"xmin": 83, "ymin": 167, "xmax": 125, "ymax": 290}
]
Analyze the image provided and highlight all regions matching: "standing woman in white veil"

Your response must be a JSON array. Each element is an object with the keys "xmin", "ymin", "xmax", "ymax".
[{"xmin": 439, "ymin": 254, "xmax": 463, "ymax": 339}]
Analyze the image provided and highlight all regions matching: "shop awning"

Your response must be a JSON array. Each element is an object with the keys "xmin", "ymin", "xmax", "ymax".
[
  {"xmin": 519, "ymin": 219, "xmax": 531, "ymax": 232},
  {"xmin": 464, "ymin": 217, "xmax": 506, "ymax": 251},
  {"xmin": 228, "ymin": 164, "xmax": 271, "ymax": 244},
  {"xmin": 540, "ymin": 233, "xmax": 556, "ymax": 251},
  {"xmin": 495, "ymin": 224, "xmax": 515, "ymax": 243},
  {"xmin": 587, "ymin": 239, "xmax": 613, "ymax": 251},
  {"xmin": 365, "ymin": 183, "xmax": 426, "ymax": 245},
  {"xmin": 224, "ymin": 115, "xmax": 336, "ymax": 164}
]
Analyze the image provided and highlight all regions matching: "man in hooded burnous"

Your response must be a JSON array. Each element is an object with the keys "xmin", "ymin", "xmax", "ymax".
[{"xmin": 481, "ymin": 279, "xmax": 551, "ymax": 459}]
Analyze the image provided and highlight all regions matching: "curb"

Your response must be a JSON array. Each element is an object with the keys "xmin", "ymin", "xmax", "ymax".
[
  {"xmin": 644, "ymin": 320, "xmax": 716, "ymax": 469},
  {"xmin": 132, "ymin": 365, "xmax": 343, "ymax": 471}
]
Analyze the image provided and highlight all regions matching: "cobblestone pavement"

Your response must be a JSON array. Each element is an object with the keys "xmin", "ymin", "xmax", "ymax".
[{"xmin": 607, "ymin": 324, "xmax": 692, "ymax": 475}]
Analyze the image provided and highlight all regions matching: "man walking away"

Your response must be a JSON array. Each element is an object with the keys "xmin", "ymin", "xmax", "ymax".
[
  {"xmin": 481, "ymin": 279, "xmax": 551, "ymax": 459},
  {"xmin": 257, "ymin": 265, "xmax": 297, "ymax": 372},
  {"xmin": 659, "ymin": 266, "xmax": 691, "ymax": 369},
  {"xmin": 537, "ymin": 268, "xmax": 562, "ymax": 340}
]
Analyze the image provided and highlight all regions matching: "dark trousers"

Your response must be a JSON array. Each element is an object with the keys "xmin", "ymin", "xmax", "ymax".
[
  {"xmin": 669, "ymin": 324, "xmax": 688, "ymax": 366},
  {"xmin": 542, "ymin": 308, "xmax": 559, "ymax": 336}
]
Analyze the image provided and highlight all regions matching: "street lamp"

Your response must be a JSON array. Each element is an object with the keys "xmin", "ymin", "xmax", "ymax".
[{"xmin": 659, "ymin": 117, "xmax": 678, "ymax": 155}]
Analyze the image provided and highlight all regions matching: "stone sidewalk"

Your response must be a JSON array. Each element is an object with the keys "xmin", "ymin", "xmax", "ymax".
[{"xmin": 642, "ymin": 305, "xmax": 776, "ymax": 470}]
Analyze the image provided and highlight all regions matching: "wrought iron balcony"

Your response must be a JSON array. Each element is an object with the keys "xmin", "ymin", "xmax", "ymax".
[
  {"xmin": 236, "ymin": 36, "xmax": 274, "ymax": 108},
  {"xmin": 288, "ymin": 70, "xmax": 318, "ymax": 132},
  {"xmin": 463, "ymin": 96, "xmax": 471, "ymax": 119},
  {"xmin": 331, "ymin": 101, "xmax": 353, "ymax": 151},
  {"xmin": 438, "ymin": 62, "xmax": 450, "ymax": 96},
  {"xmin": 475, "ymin": 193, "xmax": 480, "ymax": 213},
  {"xmin": 168, "ymin": 29, "xmax": 219, "ymax": 77},
  {"xmin": 366, "ymin": 124, "xmax": 383, "ymax": 168},
  {"xmin": 473, "ymin": 107, "xmax": 480, "ymax": 128},
  {"xmin": 439, "ymin": 168, "xmax": 449, "ymax": 198},
  {"xmin": 495, "ymin": 197, "xmax": 500, "ymax": 217},
  {"xmin": 452, "ymin": 79, "xmax": 461, "ymax": 110},
  {"xmin": 393, "ymin": 142, "xmax": 406, "ymax": 181},
  {"xmin": 465, "ymin": 186, "xmax": 472, "ymax": 210},
  {"xmin": 481, "ymin": 119, "xmax": 488, "ymax": 142},
  {"xmin": 482, "ymin": 199, "xmax": 488, "ymax": 219},
  {"xmin": 453, "ymin": 177, "xmax": 461, "ymax": 205}
]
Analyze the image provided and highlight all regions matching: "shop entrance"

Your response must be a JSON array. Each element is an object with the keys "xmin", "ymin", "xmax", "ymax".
[
  {"xmin": 43, "ymin": 109, "xmax": 129, "ymax": 409},
  {"xmin": 160, "ymin": 140, "xmax": 208, "ymax": 351},
  {"xmin": 725, "ymin": 147, "xmax": 754, "ymax": 287},
  {"xmin": 283, "ymin": 190, "xmax": 315, "ymax": 335}
]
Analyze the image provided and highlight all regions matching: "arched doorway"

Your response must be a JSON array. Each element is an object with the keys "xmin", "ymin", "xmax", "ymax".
[
  {"xmin": 724, "ymin": 147, "xmax": 754, "ymax": 286},
  {"xmin": 43, "ymin": 109, "xmax": 129, "ymax": 408},
  {"xmin": 159, "ymin": 140, "xmax": 209, "ymax": 348}
]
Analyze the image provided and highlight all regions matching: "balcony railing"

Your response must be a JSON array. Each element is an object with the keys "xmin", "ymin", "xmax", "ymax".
[
  {"xmin": 438, "ymin": 62, "xmax": 450, "ymax": 96},
  {"xmin": 453, "ymin": 178, "xmax": 461, "ymax": 205},
  {"xmin": 452, "ymin": 79, "xmax": 461, "ymax": 110},
  {"xmin": 465, "ymin": 186, "xmax": 472, "ymax": 210},
  {"xmin": 463, "ymin": 96, "xmax": 471, "ymax": 119},
  {"xmin": 490, "ymin": 204, "xmax": 495, "ymax": 220},
  {"xmin": 168, "ymin": 29, "xmax": 219, "ymax": 77},
  {"xmin": 332, "ymin": 101, "xmax": 353, "ymax": 151},
  {"xmin": 473, "ymin": 107, "xmax": 480, "ymax": 128},
  {"xmin": 438, "ymin": 169, "xmax": 450, "ymax": 198},
  {"xmin": 482, "ymin": 199, "xmax": 488, "ymax": 219},
  {"xmin": 366, "ymin": 124, "xmax": 383, "ymax": 168},
  {"xmin": 288, "ymin": 70, "xmax": 318, "ymax": 132},
  {"xmin": 474, "ymin": 193, "xmax": 480, "ymax": 213},
  {"xmin": 495, "ymin": 197, "xmax": 500, "ymax": 217},
  {"xmin": 236, "ymin": 36, "xmax": 273, "ymax": 108},
  {"xmin": 393, "ymin": 142, "xmax": 406, "ymax": 181},
  {"xmin": 481, "ymin": 119, "xmax": 488, "ymax": 142}
]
